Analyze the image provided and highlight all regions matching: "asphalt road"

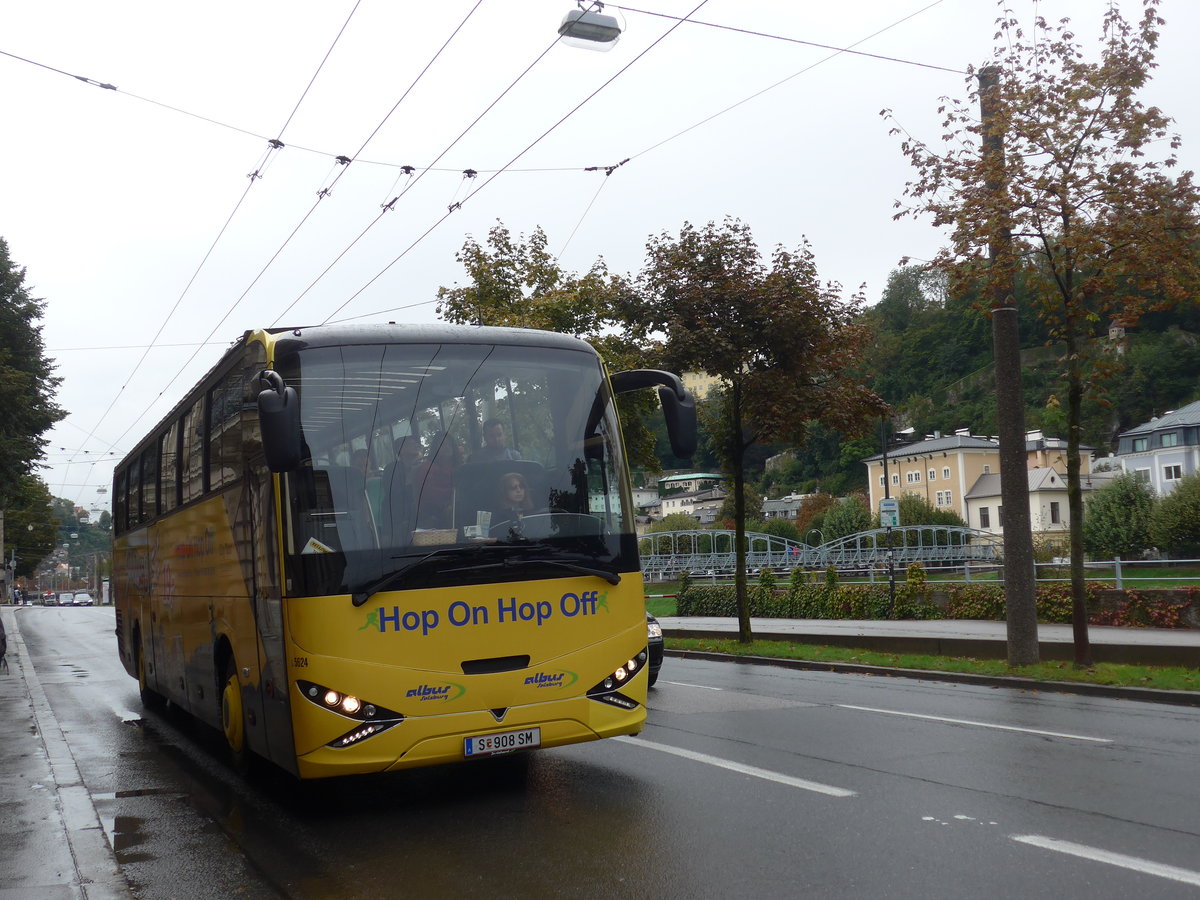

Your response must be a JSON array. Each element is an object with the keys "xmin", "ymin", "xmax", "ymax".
[{"xmin": 15, "ymin": 606, "xmax": 1200, "ymax": 899}]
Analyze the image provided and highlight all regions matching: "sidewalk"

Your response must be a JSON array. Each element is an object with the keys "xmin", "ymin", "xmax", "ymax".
[
  {"xmin": 658, "ymin": 616, "xmax": 1200, "ymax": 667},
  {"xmin": 0, "ymin": 606, "xmax": 131, "ymax": 900}
]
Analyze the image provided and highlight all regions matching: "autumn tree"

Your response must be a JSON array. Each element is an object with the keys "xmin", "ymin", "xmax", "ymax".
[
  {"xmin": 638, "ymin": 219, "xmax": 887, "ymax": 642},
  {"xmin": 888, "ymin": 1, "xmax": 1200, "ymax": 665},
  {"xmin": 436, "ymin": 221, "xmax": 663, "ymax": 469}
]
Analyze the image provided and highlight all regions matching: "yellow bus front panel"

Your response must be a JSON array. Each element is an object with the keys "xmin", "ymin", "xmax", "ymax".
[{"xmin": 284, "ymin": 575, "xmax": 648, "ymax": 777}]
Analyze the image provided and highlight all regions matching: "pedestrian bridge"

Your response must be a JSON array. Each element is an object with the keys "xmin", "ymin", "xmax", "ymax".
[{"xmin": 639, "ymin": 526, "xmax": 1003, "ymax": 580}]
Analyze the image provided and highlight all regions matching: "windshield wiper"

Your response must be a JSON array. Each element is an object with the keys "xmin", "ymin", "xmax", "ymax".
[
  {"xmin": 351, "ymin": 546, "xmax": 487, "ymax": 607},
  {"xmin": 443, "ymin": 556, "xmax": 621, "ymax": 585}
]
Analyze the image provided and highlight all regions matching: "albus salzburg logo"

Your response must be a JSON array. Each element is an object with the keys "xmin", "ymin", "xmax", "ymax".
[
  {"xmin": 524, "ymin": 670, "xmax": 578, "ymax": 689},
  {"xmin": 406, "ymin": 682, "xmax": 466, "ymax": 702}
]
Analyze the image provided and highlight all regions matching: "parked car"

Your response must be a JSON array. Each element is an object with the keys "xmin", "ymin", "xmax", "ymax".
[
  {"xmin": 74, "ymin": 591, "xmax": 95, "ymax": 606},
  {"xmin": 646, "ymin": 613, "xmax": 663, "ymax": 687},
  {"xmin": 57, "ymin": 592, "xmax": 75, "ymax": 606}
]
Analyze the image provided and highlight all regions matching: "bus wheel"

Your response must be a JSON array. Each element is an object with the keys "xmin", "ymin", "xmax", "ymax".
[
  {"xmin": 135, "ymin": 634, "xmax": 164, "ymax": 709},
  {"xmin": 221, "ymin": 663, "xmax": 252, "ymax": 774}
]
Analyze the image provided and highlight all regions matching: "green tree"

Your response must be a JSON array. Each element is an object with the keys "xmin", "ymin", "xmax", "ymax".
[
  {"xmin": 0, "ymin": 238, "xmax": 65, "ymax": 506},
  {"xmin": 888, "ymin": 2, "xmax": 1200, "ymax": 665},
  {"xmin": 646, "ymin": 512, "xmax": 703, "ymax": 533},
  {"xmin": 639, "ymin": 219, "xmax": 887, "ymax": 642},
  {"xmin": 715, "ymin": 478, "xmax": 763, "ymax": 527},
  {"xmin": 435, "ymin": 222, "xmax": 663, "ymax": 470},
  {"xmin": 3, "ymin": 474, "xmax": 57, "ymax": 577},
  {"xmin": 1083, "ymin": 473, "xmax": 1156, "ymax": 560},
  {"xmin": 1, "ymin": 238, "xmax": 65, "ymax": 595},
  {"xmin": 888, "ymin": 493, "xmax": 967, "ymax": 529},
  {"xmin": 757, "ymin": 517, "xmax": 800, "ymax": 543},
  {"xmin": 1149, "ymin": 474, "xmax": 1200, "ymax": 558},
  {"xmin": 823, "ymin": 495, "xmax": 872, "ymax": 541}
]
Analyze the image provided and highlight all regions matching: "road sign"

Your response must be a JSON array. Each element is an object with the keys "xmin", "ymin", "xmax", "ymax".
[{"xmin": 879, "ymin": 497, "xmax": 900, "ymax": 528}]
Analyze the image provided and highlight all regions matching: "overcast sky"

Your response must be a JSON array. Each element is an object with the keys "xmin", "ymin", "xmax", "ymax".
[{"xmin": 4, "ymin": 0, "xmax": 1198, "ymax": 514}]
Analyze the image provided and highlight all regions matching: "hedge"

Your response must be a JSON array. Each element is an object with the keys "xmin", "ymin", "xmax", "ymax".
[{"xmin": 675, "ymin": 564, "xmax": 1196, "ymax": 627}]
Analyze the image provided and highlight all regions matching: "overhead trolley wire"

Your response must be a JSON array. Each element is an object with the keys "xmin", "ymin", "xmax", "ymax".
[
  {"xmin": 320, "ymin": 0, "xmax": 713, "ymax": 326},
  {"xmin": 52, "ymin": 0, "xmax": 368, "ymax": 494},
  {"xmin": 101, "ymin": 0, "xmax": 491, "ymax": 453},
  {"xmin": 627, "ymin": 0, "xmax": 958, "ymax": 164},
  {"xmin": 326, "ymin": 0, "xmax": 955, "ymax": 324},
  {"xmin": 611, "ymin": 2, "xmax": 965, "ymax": 76}
]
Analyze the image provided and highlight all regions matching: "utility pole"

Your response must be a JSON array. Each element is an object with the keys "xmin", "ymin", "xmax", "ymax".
[
  {"xmin": 979, "ymin": 65, "xmax": 1040, "ymax": 666},
  {"xmin": 880, "ymin": 419, "xmax": 897, "ymax": 614},
  {"xmin": 0, "ymin": 508, "xmax": 7, "ymax": 602}
]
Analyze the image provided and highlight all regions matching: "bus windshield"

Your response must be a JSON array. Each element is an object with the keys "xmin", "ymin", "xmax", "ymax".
[{"xmin": 274, "ymin": 339, "xmax": 635, "ymax": 597}]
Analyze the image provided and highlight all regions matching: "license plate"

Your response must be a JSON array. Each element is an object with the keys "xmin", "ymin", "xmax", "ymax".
[{"xmin": 464, "ymin": 727, "xmax": 541, "ymax": 758}]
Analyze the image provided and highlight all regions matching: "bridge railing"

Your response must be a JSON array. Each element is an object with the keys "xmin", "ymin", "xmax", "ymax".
[{"xmin": 639, "ymin": 526, "xmax": 1003, "ymax": 581}]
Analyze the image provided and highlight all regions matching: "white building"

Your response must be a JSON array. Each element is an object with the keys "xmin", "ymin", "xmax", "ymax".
[{"xmin": 1115, "ymin": 400, "xmax": 1200, "ymax": 495}]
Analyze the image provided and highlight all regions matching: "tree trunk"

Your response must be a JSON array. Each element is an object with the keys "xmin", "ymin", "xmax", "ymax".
[
  {"xmin": 731, "ymin": 381, "xmax": 752, "ymax": 643},
  {"xmin": 1066, "ymin": 346, "xmax": 1093, "ymax": 666},
  {"xmin": 993, "ymin": 308, "xmax": 1041, "ymax": 666}
]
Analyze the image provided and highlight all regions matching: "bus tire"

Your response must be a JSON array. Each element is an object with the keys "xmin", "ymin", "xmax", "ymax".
[
  {"xmin": 134, "ymin": 630, "xmax": 164, "ymax": 709},
  {"xmin": 220, "ymin": 660, "xmax": 253, "ymax": 775}
]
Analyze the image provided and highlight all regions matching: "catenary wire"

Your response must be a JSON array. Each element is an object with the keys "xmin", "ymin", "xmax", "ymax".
[
  {"xmin": 611, "ymin": 3, "xmax": 966, "ymax": 76},
  {"xmin": 98, "ymin": 0, "xmax": 491, "ymax": 454},
  {"xmin": 49, "ymin": 2, "xmax": 367, "ymax": 501},
  {"xmin": 629, "ymin": 0, "xmax": 955, "ymax": 163},
  {"xmin": 321, "ymin": 0, "xmax": 712, "ymax": 325}
]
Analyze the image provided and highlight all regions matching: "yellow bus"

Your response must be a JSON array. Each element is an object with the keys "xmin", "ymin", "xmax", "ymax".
[{"xmin": 112, "ymin": 324, "xmax": 694, "ymax": 778}]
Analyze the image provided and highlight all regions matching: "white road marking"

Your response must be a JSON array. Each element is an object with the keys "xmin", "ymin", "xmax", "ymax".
[
  {"xmin": 663, "ymin": 680, "xmax": 724, "ymax": 690},
  {"xmin": 614, "ymin": 736, "xmax": 856, "ymax": 797},
  {"xmin": 1012, "ymin": 835, "xmax": 1200, "ymax": 887},
  {"xmin": 836, "ymin": 704, "xmax": 1111, "ymax": 743}
]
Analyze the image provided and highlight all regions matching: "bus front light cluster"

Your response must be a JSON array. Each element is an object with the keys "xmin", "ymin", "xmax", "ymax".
[
  {"xmin": 296, "ymin": 680, "xmax": 403, "ymax": 723},
  {"xmin": 586, "ymin": 648, "xmax": 649, "ymax": 709},
  {"xmin": 332, "ymin": 719, "xmax": 400, "ymax": 748}
]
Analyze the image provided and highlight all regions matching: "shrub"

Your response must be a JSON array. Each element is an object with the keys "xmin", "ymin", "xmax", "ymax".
[
  {"xmin": 1091, "ymin": 588, "xmax": 1193, "ymax": 628},
  {"xmin": 1149, "ymin": 472, "xmax": 1200, "ymax": 558}
]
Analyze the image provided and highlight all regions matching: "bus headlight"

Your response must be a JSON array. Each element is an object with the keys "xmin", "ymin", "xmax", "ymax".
[
  {"xmin": 297, "ymin": 680, "xmax": 403, "ymax": 723},
  {"xmin": 586, "ymin": 647, "xmax": 650, "ymax": 708}
]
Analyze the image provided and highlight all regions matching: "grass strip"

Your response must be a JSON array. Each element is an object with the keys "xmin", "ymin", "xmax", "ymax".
[{"xmin": 666, "ymin": 637, "xmax": 1200, "ymax": 692}]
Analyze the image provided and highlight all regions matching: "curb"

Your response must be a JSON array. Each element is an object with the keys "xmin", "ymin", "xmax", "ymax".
[
  {"xmin": 664, "ymin": 627, "xmax": 1200, "ymax": 668},
  {"xmin": 664, "ymin": 649, "xmax": 1200, "ymax": 708}
]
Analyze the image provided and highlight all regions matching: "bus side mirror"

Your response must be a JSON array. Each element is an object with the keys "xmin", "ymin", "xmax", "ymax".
[
  {"xmin": 257, "ymin": 370, "xmax": 301, "ymax": 472},
  {"xmin": 610, "ymin": 369, "xmax": 697, "ymax": 460},
  {"xmin": 658, "ymin": 384, "xmax": 697, "ymax": 459}
]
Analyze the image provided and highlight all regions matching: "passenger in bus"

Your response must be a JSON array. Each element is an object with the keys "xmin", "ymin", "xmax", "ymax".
[
  {"xmin": 413, "ymin": 433, "xmax": 463, "ymax": 529},
  {"xmin": 472, "ymin": 419, "xmax": 520, "ymax": 463},
  {"xmin": 395, "ymin": 437, "xmax": 422, "ymax": 477},
  {"xmin": 351, "ymin": 448, "xmax": 372, "ymax": 475},
  {"xmin": 492, "ymin": 471, "xmax": 536, "ymax": 523}
]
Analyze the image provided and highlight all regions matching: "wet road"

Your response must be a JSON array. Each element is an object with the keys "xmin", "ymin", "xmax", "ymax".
[{"xmin": 17, "ymin": 606, "xmax": 1200, "ymax": 898}]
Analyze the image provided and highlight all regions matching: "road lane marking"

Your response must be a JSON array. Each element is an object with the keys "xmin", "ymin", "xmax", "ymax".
[
  {"xmin": 1012, "ymin": 835, "xmax": 1200, "ymax": 887},
  {"xmin": 663, "ymin": 680, "xmax": 724, "ymax": 690},
  {"xmin": 836, "ymin": 705, "xmax": 1111, "ymax": 743},
  {"xmin": 614, "ymin": 736, "xmax": 856, "ymax": 797}
]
